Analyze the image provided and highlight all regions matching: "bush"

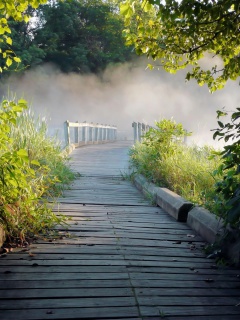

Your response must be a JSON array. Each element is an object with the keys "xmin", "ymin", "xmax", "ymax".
[
  {"xmin": 0, "ymin": 98, "xmax": 74, "ymax": 242},
  {"xmin": 212, "ymin": 109, "xmax": 240, "ymax": 229},
  {"xmin": 129, "ymin": 119, "xmax": 222, "ymax": 211}
]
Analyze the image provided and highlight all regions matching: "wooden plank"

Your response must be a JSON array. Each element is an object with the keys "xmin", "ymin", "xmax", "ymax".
[
  {"xmin": 1, "ymin": 253, "xmax": 209, "ymax": 263},
  {"xmin": 0, "ymin": 259, "xmax": 216, "ymax": 268},
  {"xmin": 131, "ymin": 279, "xmax": 240, "ymax": 289},
  {"xmin": 0, "ymin": 306, "xmax": 139, "ymax": 320},
  {"xmin": 0, "ymin": 297, "xmax": 137, "ymax": 309},
  {"xmin": 0, "ymin": 287, "xmax": 133, "ymax": 299},
  {"xmin": 140, "ymin": 306, "xmax": 240, "ymax": 317},
  {"xmin": 0, "ymin": 272, "xmax": 129, "ymax": 281},
  {"xmin": 0, "ymin": 265, "xmax": 127, "ymax": 273},
  {"xmin": 138, "ymin": 296, "xmax": 240, "ymax": 306},
  {"xmin": 136, "ymin": 287, "xmax": 240, "ymax": 297},
  {"xmin": 0, "ymin": 279, "xmax": 132, "ymax": 289}
]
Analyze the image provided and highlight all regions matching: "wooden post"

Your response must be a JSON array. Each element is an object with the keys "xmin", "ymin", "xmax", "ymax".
[
  {"xmin": 138, "ymin": 122, "xmax": 143, "ymax": 142},
  {"xmin": 64, "ymin": 120, "xmax": 70, "ymax": 146},
  {"xmin": 74, "ymin": 121, "xmax": 79, "ymax": 144},
  {"xmin": 132, "ymin": 122, "xmax": 138, "ymax": 143}
]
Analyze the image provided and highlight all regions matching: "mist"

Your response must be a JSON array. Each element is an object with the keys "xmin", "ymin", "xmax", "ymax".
[{"xmin": 1, "ymin": 58, "xmax": 239, "ymax": 147}]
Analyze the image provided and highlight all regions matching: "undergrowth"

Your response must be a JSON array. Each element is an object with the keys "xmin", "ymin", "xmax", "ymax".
[
  {"xmin": 0, "ymin": 97, "xmax": 75, "ymax": 243},
  {"xmin": 129, "ymin": 119, "xmax": 222, "ymax": 212}
]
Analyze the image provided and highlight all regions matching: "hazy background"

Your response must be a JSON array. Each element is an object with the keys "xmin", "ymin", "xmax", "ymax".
[{"xmin": 1, "ymin": 57, "xmax": 239, "ymax": 148}]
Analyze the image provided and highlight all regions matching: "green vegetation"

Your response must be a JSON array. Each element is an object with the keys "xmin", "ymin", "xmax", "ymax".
[
  {"xmin": 120, "ymin": 0, "xmax": 240, "ymax": 92},
  {"xmin": 1, "ymin": 0, "xmax": 133, "ymax": 75},
  {"xmin": 0, "ymin": 0, "xmax": 47, "ymax": 72},
  {"xmin": 212, "ymin": 109, "xmax": 240, "ymax": 229},
  {"xmin": 0, "ymin": 97, "xmax": 74, "ymax": 242},
  {"xmin": 130, "ymin": 119, "xmax": 222, "ymax": 212},
  {"xmin": 121, "ymin": 0, "xmax": 240, "ymax": 232}
]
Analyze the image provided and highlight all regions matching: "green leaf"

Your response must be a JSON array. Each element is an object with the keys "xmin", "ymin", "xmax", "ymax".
[
  {"xmin": 6, "ymin": 37, "xmax": 12, "ymax": 45},
  {"xmin": 13, "ymin": 56, "xmax": 21, "ymax": 63},
  {"xmin": 17, "ymin": 149, "xmax": 28, "ymax": 160},
  {"xmin": 31, "ymin": 160, "xmax": 40, "ymax": 166},
  {"xmin": 6, "ymin": 57, "xmax": 12, "ymax": 67}
]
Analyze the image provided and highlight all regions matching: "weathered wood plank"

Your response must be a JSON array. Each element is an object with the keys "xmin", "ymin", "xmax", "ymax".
[
  {"xmin": 0, "ymin": 265, "xmax": 127, "ymax": 273},
  {"xmin": 131, "ymin": 279, "xmax": 240, "ymax": 289},
  {"xmin": 138, "ymin": 296, "xmax": 240, "ymax": 306},
  {"xmin": 0, "ymin": 306, "xmax": 139, "ymax": 320},
  {"xmin": 0, "ymin": 279, "xmax": 131, "ymax": 289},
  {"xmin": 0, "ymin": 297, "xmax": 137, "ymax": 309},
  {"xmin": 140, "ymin": 306, "xmax": 240, "ymax": 317},
  {"xmin": 2, "ymin": 253, "xmax": 209, "ymax": 263},
  {"xmin": 1, "ymin": 259, "xmax": 216, "ymax": 268},
  {"xmin": 136, "ymin": 287, "xmax": 240, "ymax": 297},
  {"xmin": 0, "ymin": 287, "xmax": 133, "ymax": 299}
]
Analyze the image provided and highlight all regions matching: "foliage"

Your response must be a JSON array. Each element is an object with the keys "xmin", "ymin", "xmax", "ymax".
[
  {"xmin": 129, "ymin": 119, "xmax": 221, "ymax": 209},
  {"xmin": 211, "ymin": 109, "xmax": 240, "ymax": 228},
  {"xmin": 1, "ymin": 0, "xmax": 133, "ymax": 74},
  {"xmin": 0, "ymin": 98, "xmax": 73, "ymax": 242},
  {"xmin": 120, "ymin": 0, "xmax": 240, "ymax": 92},
  {"xmin": 0, "ymin": 0, "xmax": 47, "ymax": 72},
  {"xmin": 9, "ymin": 109, "xmax": 76, "ymax": 196},
  {"xmin": 33, "ymin": 0, "xmax": 132, "ymax": 73}
]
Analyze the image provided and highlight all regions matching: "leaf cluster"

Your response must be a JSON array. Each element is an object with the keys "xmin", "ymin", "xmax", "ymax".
[
  {"xmin": 212, "ymin": 108, "xmax": 240, "ymax": 228},
  {"xmin": 0, "ymin": 98, "xmax": 72, "ymax": 242},
  {"xmin": 121, "ymin": 0, "xmax": 240, "ymax": 91},
  {"xmin": 0, "ymin": 0, "xmax": 47, "ymax": 72}
]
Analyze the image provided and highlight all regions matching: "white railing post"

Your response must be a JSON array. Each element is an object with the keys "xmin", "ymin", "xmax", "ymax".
[
  {"xmin": 132, "ymin": 122, "xmax": 138, "ymax": 143},
  {"xmin": 64, "ymin": 120, "xmax": 70, "ymax": 146},
  {"xmin": 138, "ymin": 122, "xmax": 142, "ymax": 142},
  {"xmin": 75, "ymin": 121, "xmax": 79, "ymax": 144}
]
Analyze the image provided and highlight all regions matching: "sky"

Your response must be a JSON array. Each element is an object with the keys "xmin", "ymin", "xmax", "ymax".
[{"xmin": 1, "ymin": 57, "xmax": 239, "ymax": 147}]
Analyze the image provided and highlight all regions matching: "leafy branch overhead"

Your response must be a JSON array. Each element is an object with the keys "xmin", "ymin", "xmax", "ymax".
[
  {"xmin": 120, "ymin": 0, "xmax": 240, "ymax": 91},
  {"xmin": 0, "ymin": 0, "xmax": 47, "ymax": 71}
]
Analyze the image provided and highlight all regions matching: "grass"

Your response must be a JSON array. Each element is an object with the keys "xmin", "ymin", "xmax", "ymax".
[
  {"xmin": 0, "ymin": 98, "xmax": 75, "ymax": 243},
  {"xmin": 129, "ymin": 126, "xmax": 222, "ymax": 213},
  {"xmin": 9, "ymin": 108, "xmax": 76, "ymax": 197}
]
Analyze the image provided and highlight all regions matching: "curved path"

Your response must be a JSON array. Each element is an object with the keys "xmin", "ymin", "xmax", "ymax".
[{"xmin": 0, "ymin": 141, "xmax": 240, "ymax": 319}]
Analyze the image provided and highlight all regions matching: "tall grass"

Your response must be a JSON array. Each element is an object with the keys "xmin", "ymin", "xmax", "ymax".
[
  {"xmin": 130, "ymin": 120, "xmax": 222, "ymax": 212},
  {"xmin": 0, "ymin": 98, "xmax": 75, "ymax": 242},
  {"xmin": 10, "ymin": 109, "xmax": 75, "ymax": 196}
]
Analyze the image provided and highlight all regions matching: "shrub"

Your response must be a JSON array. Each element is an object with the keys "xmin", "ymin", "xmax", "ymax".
[
  {"xmin": 0, "ymin": 98, "xmax": 74, "ymax": 242},
  {"xmin": 129, "ymin": 118, "xmax": 222, "ymax": 211},
  {"xmin": 211, "ymin": 108, "xmax": 240, "ymax": 229}
]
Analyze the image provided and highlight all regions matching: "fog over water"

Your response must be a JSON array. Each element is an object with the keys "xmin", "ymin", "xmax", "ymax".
[{"xmin": 1, "ymin": 58, "xmax": 240, "ymax": 147}]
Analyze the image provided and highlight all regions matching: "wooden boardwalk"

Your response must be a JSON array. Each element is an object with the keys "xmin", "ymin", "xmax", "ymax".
[{"xmin": 0, "ymin": 141, "xmax": 240, "ymax": 320}]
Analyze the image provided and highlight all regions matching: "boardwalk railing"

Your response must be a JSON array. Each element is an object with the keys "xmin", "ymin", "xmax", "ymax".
[
  {"xmin": 64, "ymin": 121, "xmax": 117, "ymax": 147},
  {"xmin": 132, "ymin": 122, "xmax": 153, "ymax": 143},
  {"xmin": 132, "ymin": 121, "xmax": 189, "ymax": 144}
]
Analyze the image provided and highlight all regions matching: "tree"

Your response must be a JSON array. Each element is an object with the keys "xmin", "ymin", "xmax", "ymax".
[
  {"xmin": 120, "ymin": 0, "xmax": 240, "ymax": 230},
  {"xmin": 0, "ymin": 0, "xmax": 47, "ymax": 71},
  {"xmin": 32, "ymin": 0, "xmax": 132, "ymax": 73},
  {"xmin": 120, "ymin": 0, "xmax": 240, "ymax": 92}
]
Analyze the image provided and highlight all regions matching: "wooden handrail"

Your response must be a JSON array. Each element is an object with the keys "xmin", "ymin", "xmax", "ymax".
[{"xmin": 64, "ymin": 121, "xmax": 117, "ymax": 147}]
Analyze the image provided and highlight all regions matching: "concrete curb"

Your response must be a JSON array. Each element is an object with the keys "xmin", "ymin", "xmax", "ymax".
[
  {"xmin": 156, "ymin": 188, "xmax": 193, "ymax": 222},
  {"xmin": 187, "ymin": 206, "xmax": 224, "ymax": 244},
  {"xmin": 133, "ymin": 174, "xmax": 193, "ymax": 222},
  {"xmin": 132, "ymin": 173, "xmax": 240, "ymax": 265},
  {"xmin": 133, "ymin": 173, "xmax": 222, "ymax": 240}
]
